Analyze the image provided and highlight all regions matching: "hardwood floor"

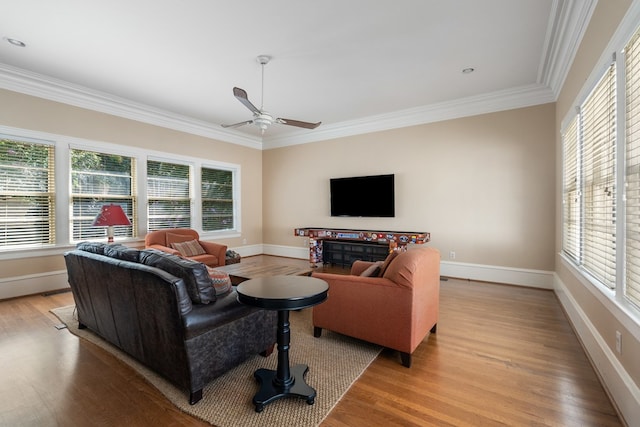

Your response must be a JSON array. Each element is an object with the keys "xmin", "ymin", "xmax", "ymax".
[{"xmin": 0, "ymin": 256, "xmax": 622, "ymax": 426}]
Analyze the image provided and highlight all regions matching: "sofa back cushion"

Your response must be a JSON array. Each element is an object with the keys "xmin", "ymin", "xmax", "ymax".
[
  {"xmin": 76, "ymin": 241, "xmax": 110, "ymax": 255},
  {"xmin": 104, "ymin": 244, "xmax": 141, "ymax": 262},
  {"xmin": 139, "ymin": 249, "xmax": 216, "ymax": 304}
]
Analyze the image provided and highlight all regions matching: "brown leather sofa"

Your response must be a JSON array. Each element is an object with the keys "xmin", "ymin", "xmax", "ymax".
[
  {"xmin": 64, "ymin": 242, "xmax": 276, "ymax": 404},
  {"xmin": 311, "ymin": 247, "xmax": 440, "ymax": 367},
  {"xmin": 144, "ymin": 228, "xmax": 226, "ymax": 267}
]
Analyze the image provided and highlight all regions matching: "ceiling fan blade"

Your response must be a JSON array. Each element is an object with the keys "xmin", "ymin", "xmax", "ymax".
[
  {"xmin": 221, "ymin": 119, "xmax": 253, "ymax": 129},
  {"xmin": 277, "ymin": 118, "xmax": 322, "ymax": 129},
  {"xmin": 233, "ymin": 87, "xmax": 260, "ymax": 114}
]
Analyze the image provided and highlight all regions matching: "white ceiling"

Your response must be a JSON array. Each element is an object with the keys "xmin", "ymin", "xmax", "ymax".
[{"xmin": 0, "ymin": 0, "xmax": 594, "ymax": 149}]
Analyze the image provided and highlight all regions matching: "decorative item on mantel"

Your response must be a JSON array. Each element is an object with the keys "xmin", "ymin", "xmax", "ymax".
[
  {"xmin": 92, "ymin": 204, "xmax": 131, "ymax": 243},
  {"xmin": 294, "ymin": 227, "xmax": 430, "ymax": 267}
]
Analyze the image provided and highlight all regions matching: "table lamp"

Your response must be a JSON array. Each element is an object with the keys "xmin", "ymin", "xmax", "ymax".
[{"xmin": 92, "ymin": 203, "xmax": 131, "ymax": 243}]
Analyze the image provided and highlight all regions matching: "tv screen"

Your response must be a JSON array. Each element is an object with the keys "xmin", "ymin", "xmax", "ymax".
[{"xmin": 330, "ymin": 174, "xmax": 395, "ymax": 217}]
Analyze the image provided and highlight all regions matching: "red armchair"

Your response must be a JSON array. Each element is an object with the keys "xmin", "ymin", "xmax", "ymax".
[
  {"xmin": 144, "ymin": 228, "xmax": 227, "ymax": 267},
  {"xmin": 311, "ymin": 247, "xmax": 440, "ymax": 367}
]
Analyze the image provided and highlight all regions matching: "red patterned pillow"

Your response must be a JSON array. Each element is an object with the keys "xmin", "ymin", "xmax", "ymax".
[
  {"xmin": 207, "ymin": 268, "xmax": 232, "ymax": 295},
  {"xmin": 171, "ymin": 239, "xmax": 206, "ymax": 257}
]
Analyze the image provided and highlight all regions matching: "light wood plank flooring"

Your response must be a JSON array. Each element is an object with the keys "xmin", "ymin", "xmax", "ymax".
[{"xmin": 0, "ymin": 256, "xmax": 622, "ymax": 426}]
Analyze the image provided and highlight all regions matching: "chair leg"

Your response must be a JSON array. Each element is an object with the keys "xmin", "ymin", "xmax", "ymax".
[
  {"xmin": 400, "ymin": 352, "xmax": 411, "ymax": 368},
  {"xmin": 430, "ymin": 323, "xmax": 437, "ymax": 334},
  {"xmin": 313, "ymin": 326, "xmax": 322, "ymax": 338},
  {"xmin": 189, "ymin": 389, "xmax": 203, "ymax": 405}
]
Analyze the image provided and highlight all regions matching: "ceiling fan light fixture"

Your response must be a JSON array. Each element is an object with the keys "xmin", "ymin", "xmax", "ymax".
[{"xmin": 220, "ymin": 55, "xmax": 321, "ymax": 133}]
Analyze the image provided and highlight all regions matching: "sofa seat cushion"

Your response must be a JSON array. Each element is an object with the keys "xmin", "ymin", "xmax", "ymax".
[
  {"xmin": 139, "ymin": 249, "xmax": 216, "ymax": 304},
  {"xmin": 182, "ymin": 290, "xmax": 260, "ymax": 340}
]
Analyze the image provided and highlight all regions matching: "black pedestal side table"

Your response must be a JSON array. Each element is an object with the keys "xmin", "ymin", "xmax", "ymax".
[{"xmin": 236, "ymin": 275, "xmax": 329, "ymax": 413}]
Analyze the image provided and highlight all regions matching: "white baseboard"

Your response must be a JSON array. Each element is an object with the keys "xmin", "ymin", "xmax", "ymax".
[
  {"xmin": 261, "ymin": 244, "xmax": 309, "ymax": 260},
  {"xmin": 262, "ymin": 245, "xmax": 554, "ymax": 289},
  {"xmin": 554, "ymin": 274, "xmax": 640, "ymax": 426},
  {"xmin": 440, "ymin": 260, "xmax": 554, "ymax": 289},
  {"xmin": 0, "ymin": 270, "xmax": 69, "ymax": 300}
]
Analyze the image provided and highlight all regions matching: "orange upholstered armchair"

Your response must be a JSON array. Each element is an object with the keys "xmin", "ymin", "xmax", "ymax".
[
  {"xmin": 144, "ymin": 228, "xmax": 227, "ymax": 267},
  {"xmin": 312, "ymin": 247, "xmax": 440, "ymax": 367}
]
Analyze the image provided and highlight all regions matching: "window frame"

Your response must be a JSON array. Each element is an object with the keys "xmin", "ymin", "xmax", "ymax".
[
  {"xmin": 0, "ymin": 129, "xmax": 241, "ymax": 257},
  {"xmin": 561, "ymin": 16, "xmax": 640, "ymax": 320}
]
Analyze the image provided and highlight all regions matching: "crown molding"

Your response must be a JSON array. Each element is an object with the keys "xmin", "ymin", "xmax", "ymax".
[
  {"xmin": 538, "ymin": 0, "xmax": 598, "ymax": 97},
  {"xmin": 1, "ymin": 0, "xmax": 594, "ymax": 154},
  {"xmin": 263, "ymin": 84, "xmax": 556, "ymax": 149},
  {"xmin": 0, "ymin": 63, "xmax": 263, "ymax": 150}
]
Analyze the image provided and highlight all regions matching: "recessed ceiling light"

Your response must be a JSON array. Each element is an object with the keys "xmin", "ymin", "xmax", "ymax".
[
  {"xmin": 4, "ymin": 37, "xmax": 26, "ymax": 47},
  {"xmin": 462, "ymin": 67, "xmax": 475, "ymax": 74}
]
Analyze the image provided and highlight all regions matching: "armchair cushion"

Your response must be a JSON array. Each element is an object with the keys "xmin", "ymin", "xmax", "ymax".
[
  {"xmin": 171, "ymin": 239, "xmax": 206, "ymax": 257},
  {"xmin": 166, "ymin": 232, "xmax": 198, "ymax": 245},
  {"xmin": 360, "ymin": 261, "xmax": 383, "ymax": 277},
  {"xmin": 377, "ymin": 251, "xmax": 399, "ymax": 277}
]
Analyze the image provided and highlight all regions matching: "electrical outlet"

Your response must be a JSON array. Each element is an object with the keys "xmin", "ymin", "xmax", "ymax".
[
  {"xmin": 616, "ymin": 331, "xmax": 622, "ymax": 354},
  {"xmin": 449, "ymin": 251, "xmax": 456, "ymax": 260},
  {"xmin": 242, "ymin": 238, "xmax": 247, "ymax": 245},
  {"xmin": 303, "ymin": 238, "xmax": 309, "ymax": 247}
]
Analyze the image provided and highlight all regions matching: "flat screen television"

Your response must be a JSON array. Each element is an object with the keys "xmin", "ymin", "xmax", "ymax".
[{"xmin": 330, "ymin": 174, "xmax": 395, "ymax": 217}]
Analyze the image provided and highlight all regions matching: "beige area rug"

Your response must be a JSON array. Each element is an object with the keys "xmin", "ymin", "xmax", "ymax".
[{"xmin": 52, "ymin": 305, "xmax": 381, "ymax": 427}]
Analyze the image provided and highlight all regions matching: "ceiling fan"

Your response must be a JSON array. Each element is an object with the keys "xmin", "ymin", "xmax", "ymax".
[{"xmin": 221, "ymin": 55, "xmax": 321, "ymax": 134}]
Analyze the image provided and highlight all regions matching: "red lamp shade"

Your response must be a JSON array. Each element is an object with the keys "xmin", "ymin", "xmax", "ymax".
[{"xmin": 92, "ymin": 204, "xmax": 131, "ymax": 243}]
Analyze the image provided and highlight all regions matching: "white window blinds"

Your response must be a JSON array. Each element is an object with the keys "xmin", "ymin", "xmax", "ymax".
[
  {"xmin": 562, "ymin": 116, "xmax": 580, "ymax": 261},
  {"xmin": 581, "ymin": 63, "xmax": 617, "ymax": 289},
  {"xmin": 70, "ymin": 148, "xmax": 135, "ymax": 241},
  {"xmin": 0, "ymin": 138, "xmax": 55, "ymax": 248},
  {"xmin": 201, "ymin": 167, "xmax": 234, "ymax": 231},
  {"xmin": 147, "ymin": 160, "xmax": 191, "ymax": 230},
  {"xmin": 625, "ymin": 29, "xmax": 640, "ymax": 308}
]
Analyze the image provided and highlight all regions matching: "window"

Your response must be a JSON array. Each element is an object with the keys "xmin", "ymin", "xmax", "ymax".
[
  {"xmin": 147, "ymin": 159, "xmax": 191, "ymax": 230},
  {"xmin": 626, "ymin": 29, "xmax": 640, "ymax": 308},
  {"xmin": 0, "ymin": 137, "xmax": 55, "ymax": 248},
  {"xmin": 562, "ymin": 62, "xmax": 617, "ymax": 289},
  {"xmin": 201, "ymin": 167, "xmax": 234, "ymax": 231},
  {"xmin": 70, "ymin": 148, "xmax": 135, "ymax": 241}
]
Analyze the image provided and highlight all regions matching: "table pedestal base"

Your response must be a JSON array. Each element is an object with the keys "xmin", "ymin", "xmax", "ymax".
[{"xmin": 252, "ymin": 364, "xmax": 316, "ymax": 412}]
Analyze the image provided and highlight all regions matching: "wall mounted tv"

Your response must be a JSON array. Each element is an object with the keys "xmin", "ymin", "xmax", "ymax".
[{"xmin": 330, "ymin": 174, "xmax": 395, "ymax": 217}]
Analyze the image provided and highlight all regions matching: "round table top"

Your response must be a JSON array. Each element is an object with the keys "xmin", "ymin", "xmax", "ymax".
[{"xmin": 236, "ymin": 275, "xmax": 329, "ymax": 310}]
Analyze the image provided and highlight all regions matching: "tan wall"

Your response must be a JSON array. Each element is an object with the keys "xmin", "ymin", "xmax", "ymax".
[
  {"xmin": 263, "ymin": 103, "xmax": 556, "ymax": 271},
  {"xmin": 554, "ymin": 0, "xmax": 640, "ymax": 411},
  {"xmin": 0, "ymin": 89, "xmax": 263, "ymax": 280}
]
